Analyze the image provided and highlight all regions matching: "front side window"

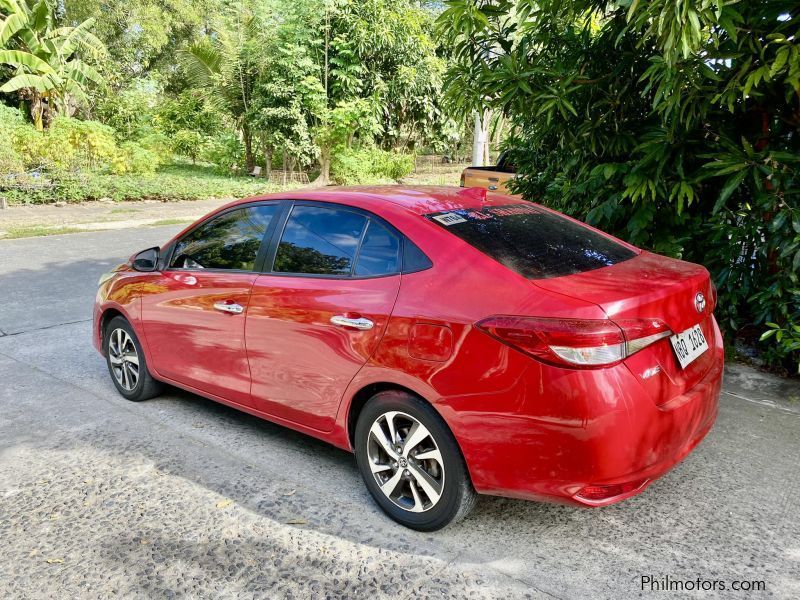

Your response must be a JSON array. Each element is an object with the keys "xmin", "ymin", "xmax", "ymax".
[
  {"xmin": 274, "ymin": 205, "xmax": 368, "ymax": 275},
  {"xmin": 170, "ymin": 204, "xmax": 278, "ymax": 270}
]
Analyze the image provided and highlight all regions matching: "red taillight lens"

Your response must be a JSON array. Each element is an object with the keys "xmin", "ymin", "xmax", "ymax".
[
  {"xmin": 475, "ymin": 316, "xmax": 672, "ymax": 369},
  {"xmin": 575, "ymin": 479, "xmax": 648, "ymax": 502}
]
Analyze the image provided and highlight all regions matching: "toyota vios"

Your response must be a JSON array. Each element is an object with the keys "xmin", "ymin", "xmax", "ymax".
[{"xmin": 94, "ymin": 186, "xmax": 723, "ymax": 530}]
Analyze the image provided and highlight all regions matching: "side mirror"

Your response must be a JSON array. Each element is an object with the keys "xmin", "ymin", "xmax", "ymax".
[{"xmin": 132, "ymin": 247, "xmax": 160, "ymax": 272}]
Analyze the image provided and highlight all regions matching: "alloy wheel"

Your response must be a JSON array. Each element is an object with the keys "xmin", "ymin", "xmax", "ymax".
[
  {"xmin": 366, "ymin": 410, "xmax": 445, "ymax": 513},
  {"xmin": 108, "ymin": 328, "xmax": 139, "ymax": 391}
]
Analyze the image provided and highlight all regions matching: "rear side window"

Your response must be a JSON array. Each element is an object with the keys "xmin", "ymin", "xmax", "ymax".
[
  {"xmin": 170, "ymin": 204, "xmax": 278, "ymax": 270},
  {"xmin": 274, "ymin": 205, "xmax": 367, "ymax": 275},
  {"xmin": 354, "ymin": 220, "xmax": 400, "ymax": 276},
  {"xmin": 426, "ymin": 204, "xmax": 635, "ymax": 279}
]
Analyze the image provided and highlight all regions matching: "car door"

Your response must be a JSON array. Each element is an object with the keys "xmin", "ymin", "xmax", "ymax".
[
  {"xmin": 140, "ymin": 202, "xmax": 283, "ymax": 403},
  {"xmin": 245, "ymin": 202, "xmax": 402, "ymax": 432}
]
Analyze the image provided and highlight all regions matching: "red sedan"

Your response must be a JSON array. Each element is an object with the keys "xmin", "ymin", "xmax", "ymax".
[{"xmin": 93, "ymin": 186, "xmax": 723, "ymax": 530}]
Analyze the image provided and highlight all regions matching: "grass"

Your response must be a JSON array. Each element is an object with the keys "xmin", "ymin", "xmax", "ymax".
[
  {"xmin": 0, "ymin": 225, "xmax": 90, "ymax": 239},
  {"xmin": 3, "ymin": 163, "xmax": 296, "ymax": 206},
  {"xmin": 148, "ymin": 218, "xmax": 194, "ymax": 227}
]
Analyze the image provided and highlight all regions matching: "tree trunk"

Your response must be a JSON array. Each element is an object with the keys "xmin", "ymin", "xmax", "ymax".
[
  {"xmin": 472, "ymin": 111, "xmax": 489, "ymax": 166},
  {"xmin": 243, "ymin": 123, "xmax": 255, "ymax": 172},
  {"xmin": 313, "ymin": 145, "xmax": 331, "ymax": 187},
  {"xmin": 261, "ymin": 134, "xmax": 272, "ymax": 180},
  {"xmin": 29, "ymin": 90, "xmax": 44, "ymax": 131},
  {"xmin": 282, "ymin": 150, "xmax": 287, "ymax": 185}
]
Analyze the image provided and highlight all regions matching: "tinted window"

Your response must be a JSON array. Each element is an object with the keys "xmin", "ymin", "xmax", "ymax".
[
  {"xmin": 354, "ymin": 220, "xmax": 400, "ymax": 276},
  {"xmin": 402, "ymin": 238, "xmax": 433, "ymax": 272},
  {"xmin": 274, "ymin": 205, "xmax": 367, "ymax": 275},
  {"xmin": 169, "ymin": 205, "xmax": 278, "ymax": 270},
  {"xmin": 426, "ymin": 204, "xmax": 635, "ymax": 279}
]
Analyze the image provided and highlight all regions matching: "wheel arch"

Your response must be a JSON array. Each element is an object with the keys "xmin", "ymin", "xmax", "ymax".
[
  {"xmin": 346, "ymin": 382, "xmax": 428, "ymax": 450},
  {"xmin": 99, "ymin": 307, "xmax": 127, "ymax": 354}
]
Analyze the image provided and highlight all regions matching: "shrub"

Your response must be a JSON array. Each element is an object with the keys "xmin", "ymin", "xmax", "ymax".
[
  {"xmin": 137, "ymin": 133, "xmax": 173, "ymax": 164},
  {"xmin": 0, "ymin": 143, "xmax": 23, "ymax": 174},
  {"xmin": 171, "ymin": 129, "xmax": 205, "ymax": 164},
  {"xmin": 0, "ymin": 103, "xmax": 25, "ymax": 136},
  {"xmin": 9, "ymin": 117, "xmax": 118, "ymax": 172},
  {"xmin": 115, "ymin": 142, "xmax": 162, "ymax": 175},
  {"xmin": 0, "ymin": 164, "xmax": 286, "ymax": 205},
  {"xmin": 0, "ymin": 106, "xmax": 25, "ymax": 173},
  {"xmin": 0, "ymin": 113, "xmax": 163, "ymax": 175},
  {"xmin": 331, "ymin": 147, "xmax": 414, "ymax": 185},
  {"xmin": 202, "ymin": 134, "xmax": 245, "ymax": 174}
]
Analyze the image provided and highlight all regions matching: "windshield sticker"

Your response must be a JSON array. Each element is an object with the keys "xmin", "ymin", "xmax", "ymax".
[
  {"xmin": 428, "ymin": 205, "xmax": 542, "ymax": 224},
  {"xmin": 432, "ymin": 212, "xmax": 468, "ymax": 226}
]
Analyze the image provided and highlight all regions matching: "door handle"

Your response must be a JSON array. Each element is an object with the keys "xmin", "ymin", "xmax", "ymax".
[
  {"xmin": 330, "ymin": 315, "xmax": 374, "ymax": 330},
  {"xmin": 488, "ymin": 185, "xmax": 498, "ymax": 190},
  {"xmin": 214, "ymin": 302, "xmax": 244, "ymax": 314}
]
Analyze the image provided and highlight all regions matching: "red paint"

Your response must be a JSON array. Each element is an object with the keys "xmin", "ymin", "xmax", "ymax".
[
  {"xmin": 408, "ymin": 323, "xmax": 453, "ymax": 361},
  {"xmin": 244, "ymin": 274, "xmax": 400, "ymax": 432},
  {"xmin": 94, "ymin": 186, "xmax": 723, "ymax": 507}
]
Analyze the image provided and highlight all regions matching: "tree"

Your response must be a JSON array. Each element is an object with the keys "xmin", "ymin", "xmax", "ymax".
[
  {"xmin": 62, "ymin": 0, "xmax": 212, "ymax": 85},
  {"xmin": 0, "ymin": 0, "xmax": 105, "ymax": 129},
  {"xmin": 180, "ymin": 0, "xmax": 263, "ymax": 171},
  {"xmin": 249, "ymin": 42, "xmax": 326, "ymax": 179},
  {"xmin": 441, "ymin": 0, "xmax": 800, "ymax": 369},
  {"xmin": 312, "ymin": 98, "xmax": 380, "ymax": 185}
]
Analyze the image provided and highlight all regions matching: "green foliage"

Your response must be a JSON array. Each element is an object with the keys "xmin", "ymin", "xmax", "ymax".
[
  {"xmin": 0, "ymin": 0, "xmax": 106, "ymax": 128},
  {"xmin": 250, "ymin": 42, "xmax": 326, "ymax": 170},
  {"xmin": 170, "ymin": 129, "xmax": 205, "ymax": 164},
  {"xmin": 117, "ymin": 141, "xmax": 161, "ymax": 174},
  {"xmin": 331, "ymin": 147, "xmax": 414, "ymax": 184},
  {"xmin": 180, "ymin": 0, "xmax": 263, "ymax": 168},
  {"xmin": 154, "ymin": 89, "xmax": 223, "ymax": 137},
  {"xmin": 1, "ymin": 164, "xmax": 285, "ymax": 204},
  {"xmin": 0, "ymin": 107, "xmax": 161, "ymax": 174},
  {"xmin": 202, "ymin": 133, "xmax": 246, "ymax": 174},
  {"xmin": 441, "ymin": 0, "xmax": 800, "ymax": 370},
  {"xmin": 62, "ymin": 0, "xmax": 212, "ymax": 83},
  {"xmin": 761, "ymin": 319, "xmax": 800, "ymax": 374},
  {"xmin": 93, "ymin": 84, "xmax": 159, "ymax": 140}
]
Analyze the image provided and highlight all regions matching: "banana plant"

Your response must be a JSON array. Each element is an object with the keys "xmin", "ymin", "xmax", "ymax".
[{"xmin": 0, "ymin": 0, "xmax": 105, "ymax": 129}]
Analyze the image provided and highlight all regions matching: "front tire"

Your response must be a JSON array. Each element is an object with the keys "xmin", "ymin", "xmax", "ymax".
[
  {"xmin": 355, "ymin": 390, "xmax": 477, "ymax": 531},
  {"xmin": 104, "ymin": 316, "xmax": 163, "ymax": 402}
]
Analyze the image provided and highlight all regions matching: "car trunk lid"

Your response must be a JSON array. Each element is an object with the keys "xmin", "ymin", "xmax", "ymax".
[{"xmin": 533, "ymin": 251, "xmax": 717, "ymax": 404}]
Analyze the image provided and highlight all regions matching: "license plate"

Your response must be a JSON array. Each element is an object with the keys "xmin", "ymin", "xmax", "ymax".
[{"xmin": 669, "ymin": 324, "xmax": 709, "ymax": 369}]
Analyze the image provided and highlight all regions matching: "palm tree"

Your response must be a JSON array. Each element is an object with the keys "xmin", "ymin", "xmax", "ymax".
[
  {"xmin": 0, "ymin": 0, "xmax": 105, "ymax": 129},
  {"xmin": 181, "ymin": 2, "xmax": 262, "ymax": 171}
]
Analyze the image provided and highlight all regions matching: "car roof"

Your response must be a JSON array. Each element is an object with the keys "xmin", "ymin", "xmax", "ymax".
[{"xmin": 234, "ymin": 185, "xmax": 527, "ymax": 216}]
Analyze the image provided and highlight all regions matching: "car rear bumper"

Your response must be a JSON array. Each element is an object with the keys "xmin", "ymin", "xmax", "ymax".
[{"xmin": 446, "ymin": 320, "xmax": 724, "ymax": 506}]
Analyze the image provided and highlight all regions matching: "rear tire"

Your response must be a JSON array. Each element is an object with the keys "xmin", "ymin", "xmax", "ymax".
[
  {"xmin": 104, "ymin": 316, "xmax": 163, "ymax": 402},
  {"xmin": 355, "ymin": 390, "xmax": 477, "ymax": 531}
]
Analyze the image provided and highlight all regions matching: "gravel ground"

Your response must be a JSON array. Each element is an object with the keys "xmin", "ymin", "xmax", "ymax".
[{"xmin": 0, "ymin": 227, "xmax": 798, "ymax": 599}]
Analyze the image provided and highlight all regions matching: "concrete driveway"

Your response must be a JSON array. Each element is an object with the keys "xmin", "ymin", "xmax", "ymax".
[{"xmin": 0, "ymin": 228, "xmax": 798, "ymax": 599}]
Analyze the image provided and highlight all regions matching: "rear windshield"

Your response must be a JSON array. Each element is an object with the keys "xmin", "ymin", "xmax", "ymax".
[{"xmin": 426, "ymin": 204, "xmax": 636, "ymax": 279}]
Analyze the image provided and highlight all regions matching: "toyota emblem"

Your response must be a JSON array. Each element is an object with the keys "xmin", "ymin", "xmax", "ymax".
[{"xmin": 694, "ymin": 292, "xmax": 706, "ymax": 313}]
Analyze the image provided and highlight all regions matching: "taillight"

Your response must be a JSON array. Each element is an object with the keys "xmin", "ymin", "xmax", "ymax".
[{"xmin": 475, "ymin": 316, "xmax": 672, "ymax": 369}]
